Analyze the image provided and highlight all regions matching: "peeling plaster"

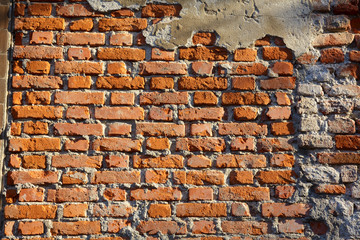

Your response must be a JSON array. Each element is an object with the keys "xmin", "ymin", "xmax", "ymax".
[{"xmin": 87, "ymin": 0, "xmax": 316, "ymax": 57}]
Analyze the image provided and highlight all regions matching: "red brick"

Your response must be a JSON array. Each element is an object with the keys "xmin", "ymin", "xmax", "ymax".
[
  {"xmin": 63, "ymin": 203, "xmax": 88, "ymax": 217},
  {"xmin": 191, "ymin": 62, "xmax": 213, "ymax": 75},
  {"xmin": 263, "ymin": 47, "xmax": 293, "ymax": 60},
  {"xmin": 98, "ymin": 18, "xmax": 147, "ymax": 31},
  {"xmin": 137, "ymin": 221, "xmax": 185, "ymax": 235},
  {"xmin": 19, "ymin": 188, "xmax": 44, "ymax": 202},
  {"xmin": 315, "ymin": 184, "xmax": 346, "ymax": 194},
  {"xmin": 271, "ymin": 62, "xmax": 294, "ymax": 75},
  {"xmin": 66, "ymin": 106, "xmax": 90, "ymax": 119},
  {"xmin": 229, "ymin": 171, "xmax": 254, "ymax": 184},
  {"xmin": 190, "ymin": 124, "xmax": 212, "ymax": 137},
  {"xmin": 262, "ymin": 203, "xmax": 311, "ymax": 217},
  {"xmin": 234, "ymin": 107, "xmax": 258, "ymax": 120},
  {"xmin": 18, "ymin": 222, "xmax": 43, "ymax": 236},
  {"xmin": 234, "ymin": 48, "xmax": 257, "ymax": 61},
  {"xmin": 97, "ymin": 76, "xmax": 144, "ymax": 89},
  {"xmin": 219, "ymin": 186, "xmax": 270, "ymax": 201},
  {"xmin": 142, "ymin": 4, "xmax": 181, "ymax": 17},
  {"xmin": 318, "ymin": 152, "xmax": 360, "ymax": 164},
  {"xmin": 256, "ymin": 170, "xmax": 296, "ymax": 184},
  {"xmin": 275, "ymin": 186, "xmax": 296, "ymax": 199},
  {"xmin": 149, "ymin": 107, "xmax": 173, "ymax": 121},
  {"xmin": 335, "ymin": 135, "xmax": 360, "ymax": 149},
  {"xmin": 192, "ymin": 221, "xmax": 216, "ymax": 234},
  {"xmin": 7, "ymin": 171, "xmax": 58, "ymax": 185},
  {"xmin": 179, "ymin": 108, "xmax": 224, "ymax": 121},
  {"xmin": 12, "ymin": 106, "xmax": 63, "ymax": 119},
  {"xmin": 91, "ymin": 171, "xmax": 140, "ymax": 184},
  {"xmin": 255, "ymin": 36, "xmax": 271, "ymax": 46},
  {"xmin": 184, "ymin": 170, "xmax": 224, "ymax": 185},
  {"xmin": 133, "ymin": 155, "xmax": 184, "ymax": 168},
  {"xmin": 22, "ymin": 155, "xmax": 46, "ymax": 169},
  {"xmin": 55, "ymin": 61, "xmax": 103, "ymax": 74},
  {"xmin": 9, "ymin": 138, "xmax": 61, "ymax": 152},
  {"xmin": 151, "ymin": 48, "xmax": 175, "ymax": 60},
  {"xmin": 148, "ymin": 204, "xmax": 171, "ymax": 218},
  {"xmin": 15, "ymin": 18, "xmax": 65, "ymax": 30},
  {"xmin": 145, "ymin": 170, "xmax": 168, "ymax": 183},
  {"xmin": 179, "ymin": 46, "xmax": 228, "ymax": 60},
  {"xmin": 13, "ymin": 61, "xmax": 24, "ymax": 74},
  {"xmin": 28, "ymin": 3, "xmax": 51, "ymax": 16},
  {"xmin": 231, "ymin": 203, "xmax": 251, "ymax": 217},
  {"xmin": 13, "ymin": 46, "xmax": 63, "ymax": 59},
  {"xmin": 4, "ymin": 205, "xmax": 57, "ymax": 219},
  {"xmin": 139, "ymin": 62, "xmax": 187, "ymax": 75},
  {"xmin": 70, "ymin": 18, "xmax": 93, "ymax": 31},
  {"xmin": 320, "ymin": 48, "xmax": 344, "ymax": 63},
  {"xmin": 15, "ymin": 3, "xmax": 25, "ymax": 16},
  {"xmin": 98, "ymin": 48, "xmax": 145, "ymax": 61},
  {"xmin": 68, "ymin": 48, "xmax": 92, "ymax": 60},
  {"xmin": 219, "ymin": 123, "xmax": 267, "ymax": 136},
  {"xmin": 105, "ymin": 155, "xmax": 129, "ymax": 168},
  {"xmin": 260, "ymin": 77, "xmax": 296, "ymax": 90},
  {"xmin": 270, "ymin": 154, "xmax": 295, "ymax": 167},
  {"xmin": 176, "ymin": 138, "xmax": 225, "ymax": 152},
  {"xmin": 104, "ymin": 188, "xmax": 126, "ymax": 201},
  {"xmin": 146, "ymin": 137, "xmax": 170, "ymax": 150},
  {"xmin": 55, "ymin": 91, "xmax": 104, "ymax": 105},
  {"xmin": 176, "ymin": 203, "xmax": 226, "ymax": 217},
  {"xmin": 108, "ymin": 123, "xmax": 132, "ymax": 136},
  {"xmin": 271, "ymin": 122, "xmax": 295, "ymax": 135},
  {"xmin": 232, "ymin": 77, "xmax": 255, "ymax": 90},
  {"xmin": 12, "ymin": 75, "xmax": 62, "ymax": 89},
  {"xmin": 10, "ymin": 123, "xmax": 21, "ymax": 136},
  {"xmin": 30, "ymin": 32, "xmax": 53, "ymax": 45},
  {"xmin": 110, "ymin": 33, "xmax": 133, "ymax": 46},
  {"xmin": 193, "ymin": 32, "xmax": 216, "ymax": 45},
  {"xmin": 140, "ymin": 92, "xmax": 188, "ymax": 105},
  {"xmin": 62, "ymin": 171, "xmax": 87, "ymax": 184},
  {"xmin": 51, "ymin": 221, "xmax": 101, "ymax": 235},
  {"xmin": 221, "ymin": 221, "xmax": 270, "ymax": 234},
  {"xmin": 92, "ymin": 138, "xmax": 142, "ymax": 152},
  {"xmin": 231, "ymin": 138, "xmax": 255, "ymax": 151},
  {"xmin": 136, "ymin": 123, "xmax": 184, "ymax": 136},
  {"xmin": 52, "ymin": 155, "xmax": 102, "ymax": 168},
  {"xmin": 26, "ymin": 91, "xmax": 51, "ymax": 104},
  {"xmin": 54, "ymin": 123, "xmax": 103, "ymax": 136},
  {"xmin": 222, "ymin": 92, "xmax": 270, "ymax": 105},
  {"xmin": 68, "ymin": 76, "xmax": 91, "ymax": 89},
  {"xmin": 95, "ymin": 107, "xmax": 144, "ymax": 120},
  {"xmin": 216, "ymin": 154, "xmax": 266, "ymax": 168},
  {"xmin": 179, "ymin": 77, "xmax": 227, "ymax": 90},
  {"xmin": 48, "ymin": 188, "xmax": 98, "ymax": 202},
  {"xmin": 56, "ymin": 4, "xmax": 99, "ymax": 17},
  {"xmin": 150, "ymin": 77, "xmax": 174, "ymax": 89},
  {"xmin": 189, "ymin": 187, "xmax": 213, "ymax": 200},
  {"xmin": 257, "ymin": 138, "xmax": 293, "ymax": 152},
  {"xmin": 131, "ymin": 187, "xmax": 181, "ymax": 201}
]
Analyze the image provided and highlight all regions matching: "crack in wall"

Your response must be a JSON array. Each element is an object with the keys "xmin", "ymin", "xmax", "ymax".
[{"xmin": 87, "ymin": 0, "xmax": 316, "ymax": 56}]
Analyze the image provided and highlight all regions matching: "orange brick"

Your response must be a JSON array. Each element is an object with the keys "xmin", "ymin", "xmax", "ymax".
[
  {"xmin": 110, "ymin": 33, "xmax": 133, "ymax": 46},
  {"xmin": 26, "ymin": 91, "xmax": 51, "ymax": 105},
  {"xmin": 57, "ymin": 32, "xmax": 105, "ymax": 45},
  {"xmin": 145, "ymin": 170, "xmax": 169, "ymax": 183},
  {"xmin": 98, "ymin": 48, "xmax": 145, "ymax": 61},
  {"xmin": 9, "ymin": 138, "xmax": 61, "ymax": 152},
  {"xmin": 149, "ymin": 107, "xmax": 173, "ymax": 121},
  {"xmin": 176, "ymin": 203, "xmax": 226, "ymax": 217},
  {"xmin": 18, "ymin": 221, "xmax": 44, "ymax": 235},
  {"xmin": 263, "ymin": 47, "xmax": 293, "ymax": 60},
  {"xmin": 68, "ymin": 48, "xmax": 92, "ymax": 60},
  {"xmin": 68, "ymin": 76, "xmax": 91, "ymax": 89},
  {"xmin": 234, "ymin": 48, "xmax": 257, "ymax": 61},
  {"xmin": 55, "ymin": 91, "xmax": 104, "ymax": 105},
  {"xmin": 142, "ymin": 4, "xmax": 182, "ymax": 17},
  {"xmin": 271, "ymin": 122, "xmax": 295, "ymax": 135},
  {"xmin": 179, "ymin": 46, "xmax": 228, "ymax": 60},
  {"xmin": 148, "ymin": 204, "xmax": 171, "ymax": 218},
  {"xmin": 187, "ymin": 155, "xmax": 211, "ymax": 168},
  {"xmin": 110, "ymin": 92, "xmax": 135, "ymax": 105},
  {"xmin": 97, "ymin": 76, "xmax": 144, "ymax": 89},
  {"xmin": 13, "ymin": 46, "xmax": 63, "ymax": 59},
  {"xmin": 63, "ymin": 203, "xmax": 88, "ymax": 217},
  {"xmin": 234, "ymin": 107, "xmax": 258, "ymax": 120},
  {"xmin": 99, "ymin": 18, "xmax": 147, "ymax": 31},
  {"xmin": 19, "ymin": 188, "xmax": 44, "ymax": 202},
  {"xmin": 22, "ymin": 155, "xmax": 46, "ymax": 169},
  {"xmin": 28, "ymin": 3, "xmax": 51, "ymax": 16},
  {"xmin": 151, "ymin": 48, "xmax": 175, "ymax": 61},
  {"xmin": 62, "ymin": 171, "xmax": 88, "ymax": 185},
  {"xmin": 232, "ymin": 77, "xmax": 255, "ymax": 90},
  {"xmin": 30, "ymin": 32, "xmax": 53, "ymax": 45},
  {"xmin": 66, "ymin": 106, "xmax": 90, "ymax": 119},
  {"xmin": 107, "ymin": 62, "xmax": 127, "ymax": 74},
  {"xmin": 192, "ymin": 32, "xmax": 216, "ymax": 45},
  {"xmin": 105, "ymin": 155, "xmax": 129, "ymax": 168},
  {"xmin": 64, "ymin": 139, "xmax": 89, "ymax": 152},
  {"xmin": 188, "ymin": 187, "xmax": 213, "ymax": 200},
  {"xmin": 55, "ymin": 61, "xmax": 103, "ymax": 74},
  {"xmin": 193, "ymin": 91, "xmax": 218, "ymax": 105},
  {"xmin": 108, "ymin": 123, "xmax": 132, "ymax": 136},
  {"xmin": 70, "ymin": 18, "xmax": 93, "ymax": 31},
  {"xmin": 146, "ymin": 137, "xmax": 170, "ymax": 150},
  {"xmin": 5, "ymin": 205, "xmax": 57, "ymax": 219},
  {"xmin": 15, "ymin": 18, "xmax": 65, "ymax": 31}
]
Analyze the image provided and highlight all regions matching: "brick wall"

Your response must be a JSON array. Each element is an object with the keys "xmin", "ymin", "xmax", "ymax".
[{"xmin": 3, "ymin": 0, "xmax": 360, "ymax": 239}]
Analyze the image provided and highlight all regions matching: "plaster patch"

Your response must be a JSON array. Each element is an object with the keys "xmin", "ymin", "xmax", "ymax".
[{"xmin": 87, "ymin": 0, "xmax": 315, "ymax": 55}]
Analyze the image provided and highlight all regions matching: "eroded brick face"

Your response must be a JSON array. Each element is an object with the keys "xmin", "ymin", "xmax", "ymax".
[{"xmin": 5, "ymin": 0, "xmax": 360, "ymax": 239}]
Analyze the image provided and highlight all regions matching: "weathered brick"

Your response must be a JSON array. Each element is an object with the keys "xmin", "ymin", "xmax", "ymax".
[
  {"xmin": 320, "ymin": 48, "xmax": 344, "ymax": 63},
  {"xmin": 221, "ymin": 221, "xmax": 270, "ymax": 234},
  {"xmin": 56, "ymin": 4, "xmax": 99, "ymax": 17},
  {"xmin": 9, "ymin": 138, "xmax": 61, "ymax": 152},
  {"xmin": 63, "ymin": 203, "xmax": 88, "ymax": 217},
  {"xmin": 271, "ymin": 122, "xmax": 295, "ymax": 135},
  {"xmin": 230, "ymin": 62, "xmax": 267, "ymax": 75},
  {"xmin": 55, "ymin": 62, "xmax": 103, "ymax": 74},
  {"xmin": 93, "ymin": 138, "xmax": 142, "ymax": 152},
  {"xmin": 176, "ymin": 203, "xmax": 226, "ymax": 217},
  {"xmin": 263, "ymin": 47, "xmax": 293, "ymax": 60},
  {"xmin": 28, "ymin": 3, "xmax": 51, "ymax": 16},
  {"xmin": 234, "ymin": 48, "xmax": 257, "ymax": 61},
  {"xmin": 222, "ymin": 92, "xmax": 270, "ymax": 105},
  {"xmin": 95, "ymin": 107, "xmax": 144, "ymax": 120},
  {"xmin": 137, "ymin": 221, "xmax": 185, "ymax": 235},
  {"xmin": 178, "ymin": 77, "xmax": 227, "ymax": 90},
  {"xmin": 146, "ymin": 137, "xmax": 170, "ymax": 150},
  {"xmin": 105, "ymin": 155, "xmax": 129, "ymax": 168},
  {"xmin": 22, "ymin": 155, "xmax": 46, "ymax": 169},
  {"xmin": 91, "ymin": 171, "xmax": 140, "ymax": 184},
  {"xmin": 66, "ymin": 106, "xmax": 90, "ymax": 120},
  {"xmin": 193, "ymin": 32, "xmax": 216, "ymax": 45},
  {"xmin": 315, "ymin": 184, "xmax": 346, "ymax": 194},
  {"xmin": 7, "ymin": 171, "xmax": 58, "ymax": 185},
  {"xmin": 189, "ymin": 187, "xmax": 213, "ymax": 200},
  {"xmin": 179, "ymin": 46, "xmax": 228, "ymax": 60},
  {"xmin": 68, "ymin": 76, "xmax": 91, "ymax": 89},
  {"xmin": 218, "ymin": 123, "xmax": 267, "ymax": 136},
  {"xmin": 271, "ymin": 62, "xmax": 294, "ymax": 75},
  {"xmin": 260, "ymin": 77, "xmax": 296, "ymax": 90},
  {"xmin": 131, "ymin": 187, "xmax": 181, "ymax": 201},
  {"xmin": 19, "ymin": 188, "xmax": 44, "ymax": 202},
  {"xmin": 12, "ymin": 75, "xmax": 62, "ymax": 89},
  {"xmin": 98, "ymin": 48, "xmax": 145, "ymax": 61},
  {"xmin": 107, "ymin": 62, "xmax": 127, "ymax": 74},
  {"xmin": 229, "ymin": 171, "xmax": 254, "ymax": 184},
  {"xmin": 136, "ymin": 123, "xmax": 185, "ymax": 136},
  {"xmin": 97, "ymin": 76, "xmax": 144, "ymax": 89},
  {"xmin": 219, "ymin": 187, "xmax": 270, "ymax": 201},
  {"xmin": 270, "ymin": 154, "xmax": 295, "ymax": 167},
  {"xmin": 15, "ymin": 18, "xmax": 65, "ymax": 30},
  {"xmin": 256, "ymin": 170, "xmax": 296, "ymax": 184},
  {"xmin": 216, "ymin": 154, "xmax": 266, "ymax": 168},
  {"xmin": 18, "ymin": 221, "xmax": 44, "ymax": 235},
  {"xmin": 142, "ymin": 4, "xmax": 181, "ymax": 17},
  {"xmin": 262, "ymin": 203, "xmax": 311, "ymax": 217},
  {"xmin": 192, "ymin": 221, "xmax": 216, "ymax": 234},
  {"xmin": 108, "ymin": 123, "xmax": 132, "ymax": 136},
  {"xmin": 104, "ymin": 188, "xmax": 126, "ymax": 201},
  {"xmin": 231, "ymin": 138, "xmax": 255, "ymax": 151},
  {"xmin": 231, "ymin": 202, "xmax": 251, "ymax": 217},
  {"xmin": 30, "ymin": 31, "xmax": 53, "ymax": 45},
  {"xmin": 148, "ymin": 204, "xmax": 171, "ymax": 218},
  {"xmin": 139, "ymin": 62, "xmax": 187, "ymax": 75},
  {"xmin": 150, "ymin": 77, "xmax": 174, "ymax": 89},
  {"xmin": 51, "ymin": 221, "xmax": 101, "ymax": 235},
  {"xmin": 26, "ymin": 61, "xmax": 50, "ymax": 75},
  {"xmin": 232, "ymin": 77, "xmax": 255, "ymax": 90},
  {"xmin": 110, "ymin": 33, "xmax": 133, "ymax": 46},
  {"xmin": 278, "ymin": 219, "xmax": 304, "ymax": 233},
  {"xmin": 145, "ymin": 170, "xmax": 169, "ymax": 183},
  {"xmin": 54, "ymin": 123, "xmax": 103, "ymax": 136},
  {"xmin": 62, "ymin": 171, "xmax": 88, "ymax": 184},
  {"xmin": 190, "ymin": 124, "xmax": 212, "ymax": 137},
  {"xmin": 191, "ymin": 62, "xmax": 213, "ymax": 75},
  {"xmin": 179, "ymin": 108, "xmax": 224, "ymax": 121},
  {"xmin": 48, "ymin": 188, "xmax": 98, "ymax": 202},
  {"xmin": 275, "ymin": 186, "xmax": 296, "ymax": 199},
  {"xmin": 312, "ymin": 32, "xmax": 354, "ymax": 47},
  {"xmin": 335, "ymin": 135, "xmax": 360, "ymax": 150},
  {"xmin": 185, "ymin": 170, "xmax": 224, "ymax": 185},
  {"xmin": 176, "ymin": 138, "xmax": 225, "ymax": 152},
  {"xmin": 134, "ymin": 155, "xmax": 184, "ymax": 168},
  {"xmin": 13, "ymin": 46, "xmax": 63, "ymax": 59},
  {"xmin": 52, "ymin": 155, "xmax": 102, "ymax": 168},
  {"xmin": 149, "ymin": 107, "xmax": 173, "ymax": 121},
  {"xmin": 68, "ymin": 48, "xmax": 92, "ymax": 60},
  {"xmin": 70, "ymin": 18, "xmax": 93, "ymax": 31},
  {"xmin": 140, "ymin": 92, "xmax": 188, "ymax": 105},
  {"xmin": 234, "ymin": 107, "xmax": 258, "ymax": 120},
  {"xmin": 5, "ymin": 205, "xmax": 57, "ymax": 219},
  {"xmin": 55, "ymin": 91, "xmax": 104, "ymax": 105},
  {"xmin": 257, "ymin": 138, "xmax": 293, "ymax": 152},
  {"xmin": 99, "ymin": 18, "xmax": 147, "ymax": 31}
]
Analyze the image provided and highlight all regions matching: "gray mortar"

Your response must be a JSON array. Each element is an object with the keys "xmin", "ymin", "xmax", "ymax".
[{"xmin": 87, "ymin": 0, "xmax": 317, "ymax": 56}]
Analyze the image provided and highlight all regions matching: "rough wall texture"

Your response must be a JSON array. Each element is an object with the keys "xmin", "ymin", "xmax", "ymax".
[{"xmin": 4, "ymin": 0, "xmax": 360, "ymax": 239}]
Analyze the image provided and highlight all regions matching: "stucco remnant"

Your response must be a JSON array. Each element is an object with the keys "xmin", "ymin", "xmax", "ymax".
[{"xmin": 87, "ymin": 0, "xmax": 316, "ymax": 55}]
